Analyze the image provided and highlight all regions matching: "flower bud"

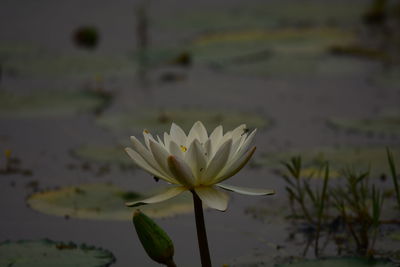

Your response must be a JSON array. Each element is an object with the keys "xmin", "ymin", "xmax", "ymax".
[{"xmin": 133, "ymin": 210, "xmax": 175, "ymax": 266}]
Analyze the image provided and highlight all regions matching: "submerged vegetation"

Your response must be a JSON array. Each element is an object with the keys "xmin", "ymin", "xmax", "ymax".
[{"xmin": 280, "ymin": 149, "xmax": 399, "ymax": 262}]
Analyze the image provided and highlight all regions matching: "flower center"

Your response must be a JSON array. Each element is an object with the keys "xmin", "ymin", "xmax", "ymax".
[{"xmin": 180, "ymin": 145, "xmax": 187, "ymax": 152}]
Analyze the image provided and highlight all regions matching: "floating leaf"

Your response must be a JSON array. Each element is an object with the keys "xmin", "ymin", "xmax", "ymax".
[
  {"xmin": 0, "ymin": 43, "xmax": 135, "ymax": 77},
  {"xmin": 372, "ymin": 67, "xmax": 400, "ymax": 88},
  {"xmin": 158, "ymin": 1, "xmax": 365, "ymax": 32},
  {"xmin": 276, "ymin": 257, "xmax": 397, "ymax": 267},
  {"xmin": 190, "ymin": 27, "xmax": 358, "ymax": 77},
  {"xmin": 329, "ymin": 110, "xmax": 400, "ymax": 137},
  {"xmin": 73, "ymin": 145, "xmax": 134, "ymax": 168},
  {"xmin": 0, "ymin": 239, "xmax": 115, "ymax": 267},
  {"xmin": 388, "ymin": 231, "xmax": 400, "ymax": 241},
  {"xmin": 97, "ymin": 109, "xmax": 269, "ymax": 134},
  {"xmin": 27, "ymin": 183, "xmax": 193, "ymax": 221},
  {"xmin": 140, "ymin": 25, "xmax": 362, "ymax": 77},
  {"xmin": 257, "ymin": 146, "xmax": 400, "ymax": 178},
  {"xmin": 0, "ymin": 90, "xmax": 108, "ymax": 118}
]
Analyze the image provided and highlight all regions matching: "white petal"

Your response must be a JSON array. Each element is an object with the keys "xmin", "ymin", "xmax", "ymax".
[
  {"xmin": 164, "ymin": 132, "xmax": 171, "ymax": 149},
  {"xmin": 156, "ymin": 135, "xmax": 164, "ymax": 146},
  {"xmin": 209, "ymin": 125, "xmax": 223, "ymax": 151},
  {"xmin": 185, "ymin": 139, "xmax": 207, "ymax": 184},
  {"xmin": 188, "ymin": 121, "xmax": 208, "ymax": 144},
  {"xmin": 168, "ymin": 155, "xmax": 195, "ymax": 187},
  {"xmin": 231, "ymin": 124, "xmax": 247, "ymax": 141},
  {"xmin": 203, "ymin": 139, "xmax": 212, "ymax": 161},
  {"xmin": 230, "ymin": 129, "xmax": 257, "ymax": 164},
  {"xmin": 125, "ymin": 148, "xmax": 175, "ymax": 183},
  {"xmin": 202, "ymin": 139, "xmax": 232, "ymax": 185},
  {"xmin": 215, "ymin": 146, "xmax": 256, "ymax": 183},
  {"xmin": 169, "ymin": 140, "xmax": 184, "ymax": 159},
  {"xmin": 130, "ymin": 136, "xmax": 168, "ymax": 175},
  {"xmin": 229, "ymin": 135, "xmax": 245, "ymax": 161},
  {"xmin": 238, "ymin": 129, "xmax": 257, "ymax": 155},
  {"xmin": 194, "ymin": 186, "xmax": 229, "ymax": 211},
  {"xmin": 125, "ymin": 186, "xmax": 186, "ymax": 207},
  {"xmin": 170, "ymin": 123, "xmax": 187, "ymax": 146},
  {"xmin": 217, "ymin": 131, "xmax": 233, "ymax": 151},
  {"xmin": 210, "ymin": 126, "xmax": 226, "ymax": 157},
  {"xmin": 143, "ymin": 130, "xmax": 156, "ymax": 150},
  {"xmin": 149, "ymin": 140, "xmax": 173, "ymax": 176},
  {"xmin": 216, "ymin": 183, "xmax": 275, "ymax": 196}
]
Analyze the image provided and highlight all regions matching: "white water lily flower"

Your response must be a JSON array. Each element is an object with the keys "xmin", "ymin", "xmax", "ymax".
[{"xmin": 125, "ymin": 121, "xmax": 274, "ymax": 211}]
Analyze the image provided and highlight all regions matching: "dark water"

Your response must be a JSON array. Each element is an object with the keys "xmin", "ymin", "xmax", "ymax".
[{"xmin": 1, "ymin": 0, "xmax": 399, "ymax": 266}]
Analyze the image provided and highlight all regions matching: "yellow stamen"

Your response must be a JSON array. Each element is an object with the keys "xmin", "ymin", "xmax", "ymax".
[
  {"xmin": 180, "ymin": 145, "xmax": 187, "ymax": 152},
  {"xmin": 144, "ymin": 129, "xmax": 149, "ymax": 134}
]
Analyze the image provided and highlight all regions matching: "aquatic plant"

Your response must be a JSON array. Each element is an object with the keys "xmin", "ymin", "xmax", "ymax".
[
  {"xmin": 0, "ymin": 239, "xmax": 115, "ymax": 267},
  {"xmin": 282, "ymin": 156, "xmax": 330, "ymax": 256},
  {"xmin": 387, "ymin": 148, "xmax": 400, "ymax": 209},
  {"xmin": 133, "ymin": 210, "xmax": 176, "ymax": 267},
  {"xmin": 332, "ymin": 168, "xmax": 384, "ymax": 256},
  {"xmin": 125, "ymin": 121, "xmax": 274, "ymax": 266},
  {"xmin": 281, "ymin": 154, "xmax": 391, "ymax": 258}
]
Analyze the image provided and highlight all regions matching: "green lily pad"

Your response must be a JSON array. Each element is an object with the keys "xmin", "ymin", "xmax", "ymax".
[
  {"xmin": 152, "ymin": 1, "xmax": 367, "ymax": 77},
  {"xmin": 257, "ymin": 146, "xmax": 400, "ymax": 178},
  {"xmin": 373, "ymin": 67, "xmax": 400, "ymax": 88},
  {"xmin": 0, "ymin": 43, "xmax": 135, "ymax": 77},
  {"xmin": 0, "ymin": 90, "xmax": 109, "ymax": 118},
  {"xmin": 188, "ymin": 27, "xmax": 356, "ymax": 77},
  {"xmin": 73, "ymin": 145, "xmax": 133, "ymax": 168},
  {"xmin": 0, "ymin": 239, "xmax": 115, "ymax": 267},
  {"xmin": 276, "ymin": 257, "xmax": 396, "ymax": 267},
  {"xmin": 388, "ymin": 231, "xmax": 400, "ymax": 241},
  {"xmin": 141, "ymin": 26, "xmax": 363, "ymax": 77},
  {"xmin": 158, "ymin": 1, "xmax": 365, "ymax": 32},
  {"xmin": 329, "ymin": 110, "xmax": 400, "ymax": 137},
  {"xmin": 97, "ymin": 109, "xmax": 269, "ymax": 134},
  {"xmin": 27, "ymin": 183, "xmax": 193, "ymax": 221}
]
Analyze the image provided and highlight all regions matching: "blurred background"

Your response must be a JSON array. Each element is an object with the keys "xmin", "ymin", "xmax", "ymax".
[{"xmin": 0, "ymin": 0, "xmax": 399, "ymax": 266}]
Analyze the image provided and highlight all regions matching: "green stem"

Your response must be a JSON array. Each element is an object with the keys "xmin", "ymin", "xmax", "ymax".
[
  {"xmin": 315, "ymin": 164, "xmax": 330, "ymax": 257},
  {"xmin": 191, "ymin": 190, "xmax": 212, "ymax": 267},
  {"xmin": 387, "ymin": 148, "xmax": 400, "ymax": 209},
  {"xmin": 165, "ymin": 259, "xmax": 177, "ymax": 267},
  {"xmin": 295, "ymin": 179, "xmax": 314, "ymax": 223}
]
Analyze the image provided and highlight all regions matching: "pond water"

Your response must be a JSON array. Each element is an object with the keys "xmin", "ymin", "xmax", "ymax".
[{"xmin": 1, "ymin": 0, "xmax": 399, "ymax": 266}]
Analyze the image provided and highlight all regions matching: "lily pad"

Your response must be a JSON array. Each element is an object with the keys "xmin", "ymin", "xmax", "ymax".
[
  {"xmin": 73, "ymin": 145, "xmax": 133, "ymax": 168},
  {"xmin": 0, "ymin": 43, "xmax": 135, "ymax": 77},
  {"xmin": 97, "ymin": 109, "xmax": 269, "ymax": 134},
  {"xmin": 257, "ymin": 146, "xmax": 400, "ymax": 178},
  {"xmin": 276, "ymin": 257, "xmax": 396, "ymax": 267},
  {"xmin": 329, "ymin": 110, "xmax": 400, "ymax": 137},
  {"xmin": 27, "ymin": 183, "xmax": 193, "ymax": 220},
  {"xmin": 0, "ymin": 239, "xmax": 115, "ymax": 267},
  {"xmin": 158, "ymin": 1, "xmax": 365, "ymax": 32},
  {"xmin": 141, "ymin": 26, "xmax": 363, "ymax": 78},
  {"xmin": 388, "ymin": 231, "xmax": 400, "ymax": 241},
  {"xmin": 152, "ymin": 1, "xmax": 368, "ymax": 77},
  {"xmin": 373, "ymin": 67, "xmax": 400, "ymax": 88},
  {"xmin": 192, "ymin": 27, "xmax": 363, "ymax": 77},
  {"xmin": 0, "ymin": 90, "xmax": 109, "ymax": 118}
]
